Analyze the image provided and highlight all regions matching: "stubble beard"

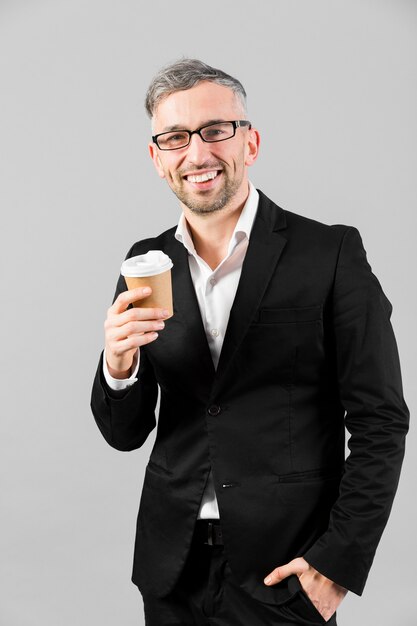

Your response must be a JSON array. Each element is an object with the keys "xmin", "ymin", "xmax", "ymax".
[{"xmin": 170, "ymin": 169, "xmax": 243, "ymax": 216}]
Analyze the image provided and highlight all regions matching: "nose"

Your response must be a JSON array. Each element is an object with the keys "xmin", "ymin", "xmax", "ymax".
[{"xmin": 185, "ymin": 132, "xmax": 212, "ymax": 163}]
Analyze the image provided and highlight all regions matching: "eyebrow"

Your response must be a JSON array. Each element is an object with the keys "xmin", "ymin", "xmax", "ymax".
[{"xmin": 161, "ymin": 119, "xmax": 228, "ymax": 133}]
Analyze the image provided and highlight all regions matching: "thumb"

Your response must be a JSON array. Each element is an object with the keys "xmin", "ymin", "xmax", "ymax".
[{"xmin": 264, "ymin": 557, "xmax": 309, "ymax": 586}]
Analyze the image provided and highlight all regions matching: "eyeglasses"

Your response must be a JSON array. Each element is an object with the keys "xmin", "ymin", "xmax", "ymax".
[{"xmin": 152, "ymin": 120, "xmax": 252, "ymax": 151}]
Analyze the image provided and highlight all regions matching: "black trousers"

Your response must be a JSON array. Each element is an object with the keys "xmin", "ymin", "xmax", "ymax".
[{"xmin": 140, "ymin": 521, "xmax": 337, "ymax": 626}]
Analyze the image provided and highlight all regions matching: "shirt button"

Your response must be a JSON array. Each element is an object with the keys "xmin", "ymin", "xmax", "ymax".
[
  {"xmin": 210, "ymin": 277, "xmax": 216, "ymax": 285},
  {"xmin": 208, "ymin": 405, "xmax": 221, "ymax": 416},
  {"xmin": 211, "ymin": 328, "xmax": 219, "ymax": 337}
]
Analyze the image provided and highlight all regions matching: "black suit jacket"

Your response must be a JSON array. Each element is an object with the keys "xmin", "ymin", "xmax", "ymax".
[{"xmin": 91, "ymin": 190, "xmax": 409, "ymax": 603}]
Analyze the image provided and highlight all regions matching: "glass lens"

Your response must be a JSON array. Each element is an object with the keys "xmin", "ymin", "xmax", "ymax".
[
  {"xmin": 201, "ymin": 122, "xmax": 234, "ymax": 142},
  {"xmin": 157, "ymin": 131, "xmax": 190, "ymax": 150}
]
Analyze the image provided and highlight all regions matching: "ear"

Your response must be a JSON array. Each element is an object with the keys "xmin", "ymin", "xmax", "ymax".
[
  {"xmin": 244, "ymin": 127, "xmax": 260, "ymax": 167},
  {"xmin": 148, "ymin": 142, "xmax": 166, "ymax": 179}
]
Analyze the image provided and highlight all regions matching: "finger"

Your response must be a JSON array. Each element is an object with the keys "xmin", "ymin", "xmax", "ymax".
[
  {"xmin": 264, "ymin": 558, "xmax": 308, "ymax": 586},
  {"xmin": 109, "ymin": 331, "xmax": 159, "ymax": 355},
  {"xmin": 107, "ymin": 319, "xmax": 165, "ymax": 341},
  {"xmin": 107, "ymin": 305, "xmax": 169, "ymax": 328},
  {"xmin": 110, "ymin": 287, "xmax": 152, "ymax": 315}
]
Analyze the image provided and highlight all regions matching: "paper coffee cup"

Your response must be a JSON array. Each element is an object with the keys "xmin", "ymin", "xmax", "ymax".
[{"xmin": 121, "ymin": 250, "xmax": 174, "ymax": 317}]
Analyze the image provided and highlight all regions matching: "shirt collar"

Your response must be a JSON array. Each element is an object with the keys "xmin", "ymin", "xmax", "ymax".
[{"xmin": 175, "ymin": 181, "xmax": 259, "ymax": 257}]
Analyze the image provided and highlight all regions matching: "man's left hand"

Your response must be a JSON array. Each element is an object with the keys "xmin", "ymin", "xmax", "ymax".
[{"xmin": 264, "ymin": 557, "xmax": 347, "ymax": 621}]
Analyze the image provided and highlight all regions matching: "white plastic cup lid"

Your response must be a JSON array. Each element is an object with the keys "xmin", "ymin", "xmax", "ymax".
[{"xmin": 121, "ymin": 250, "xmax": 173, "ymax": 277}]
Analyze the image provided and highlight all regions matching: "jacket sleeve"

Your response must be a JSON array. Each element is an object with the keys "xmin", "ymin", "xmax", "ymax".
[
  {"xmin": 90, "ymin": 263, "xmax": 158, "ymax": 452},
  {"xmin": 303, "ymin": 226, "xmax": 409, "ymax": 595}
]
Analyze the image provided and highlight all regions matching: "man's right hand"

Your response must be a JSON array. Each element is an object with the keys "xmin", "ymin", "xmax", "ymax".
[{"xmin": 104, "ymin": 286, "xmax": 169, "ymax": 379}]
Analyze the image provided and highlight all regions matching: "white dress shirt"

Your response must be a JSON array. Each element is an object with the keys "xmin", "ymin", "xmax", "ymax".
[{"xmin": 104, "ymin": 182, "xmax": 260, "ymax": 518}]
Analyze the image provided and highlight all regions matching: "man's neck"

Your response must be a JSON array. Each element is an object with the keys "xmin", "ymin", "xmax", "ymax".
[{"xmin": 182, "ymin": 183, "xmax": 250, "ymax": 271}]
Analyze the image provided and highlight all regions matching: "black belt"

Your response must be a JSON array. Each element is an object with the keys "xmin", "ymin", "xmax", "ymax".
[{"xmin": 195, "ymin": 519, "xmax": 224, "ymax": 546}]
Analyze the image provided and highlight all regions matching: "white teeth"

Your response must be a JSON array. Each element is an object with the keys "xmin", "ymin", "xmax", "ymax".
[{"xmin": 187, "ymin": 171, "xmax": 218, "ymax": 183}]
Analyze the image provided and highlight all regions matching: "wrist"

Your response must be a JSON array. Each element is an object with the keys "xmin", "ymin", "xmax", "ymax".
[{"xmin": 106, "ymin": 360, "xmax": 132, "ymax": 379}]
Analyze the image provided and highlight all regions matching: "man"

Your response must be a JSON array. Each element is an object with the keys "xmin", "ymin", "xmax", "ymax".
[{"xmin": 91, "ymin": 59, "xmax": 409, "ymax": 625}]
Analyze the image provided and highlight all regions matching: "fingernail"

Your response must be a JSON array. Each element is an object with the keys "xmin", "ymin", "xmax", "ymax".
[
  {"xmin": 264, "ymin": 576, "xmax": 272, "ymax": 585},
  {"xmin": 143, "ymin": 287, "xmax": 151, "ymax": 295},
  {"xmin": 162, "ymin": 309, "xmax": 170, "ymax": 317}
]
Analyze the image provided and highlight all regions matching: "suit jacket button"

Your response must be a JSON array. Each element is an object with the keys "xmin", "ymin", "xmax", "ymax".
[{"xmin": 208, "ymin": 404, "xmax": 221, "ymax": 416}]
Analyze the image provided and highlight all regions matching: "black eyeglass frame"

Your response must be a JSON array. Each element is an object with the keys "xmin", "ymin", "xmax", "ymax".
[{"xmin": 152, "ymin": 120, "xmax": 252, "ymax": 151}]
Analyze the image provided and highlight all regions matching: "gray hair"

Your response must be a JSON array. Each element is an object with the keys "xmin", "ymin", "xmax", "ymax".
[{"xmin": 145, "ymin": 58, "xmax": 247, "ymax": 120}]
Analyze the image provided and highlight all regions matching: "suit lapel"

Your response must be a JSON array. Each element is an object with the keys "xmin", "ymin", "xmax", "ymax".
[
  {"xmin": 212, "ymin": 191, "xmax": 288, "ymax": 395},
  {"xmin": 164, "ymin": 235, "xmax": 216, "ymax": 381},
  {"xmin": 164, "ymin": 191, "xmax": 288, "ymax": 398}
]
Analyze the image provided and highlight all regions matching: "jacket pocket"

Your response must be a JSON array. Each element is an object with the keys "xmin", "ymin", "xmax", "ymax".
[
  {"xmin": 277, "ymin": 467, "xmax": 341, "ymax": 483},
  {"xmin": 255, "ymin": 305, "xmax": 322, "ymax": 325}
]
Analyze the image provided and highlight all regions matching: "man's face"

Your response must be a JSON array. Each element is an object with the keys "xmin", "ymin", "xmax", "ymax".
[{"xmin": 149, "ymin": 81, "xmax": 259, "ymax": 215}]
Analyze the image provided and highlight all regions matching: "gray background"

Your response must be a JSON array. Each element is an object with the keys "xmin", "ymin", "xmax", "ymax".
[{"xmin": 1, "ymin": 1, "xmax": 415, "ymax": 624}]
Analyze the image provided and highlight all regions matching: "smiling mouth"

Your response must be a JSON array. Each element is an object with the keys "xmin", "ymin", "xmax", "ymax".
[{"xmin": 184, "ymin": 170, "xmax": 221, "ymax": 184}]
